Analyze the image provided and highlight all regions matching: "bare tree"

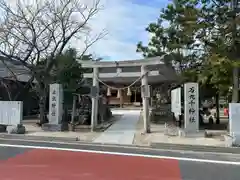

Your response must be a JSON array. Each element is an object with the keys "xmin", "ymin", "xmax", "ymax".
[{"xmin": 0, "ymin": 0, "xmax": 105, "ymax": 124}]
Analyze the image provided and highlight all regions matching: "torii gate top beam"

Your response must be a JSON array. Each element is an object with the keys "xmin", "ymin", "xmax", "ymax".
[
  {"xmin": 78, "ymin": 56, "xmax": 165, "ymax": 68},
  {"xmin": 78, "ymin": 56, "xmax": 179, "ymax": 84}
]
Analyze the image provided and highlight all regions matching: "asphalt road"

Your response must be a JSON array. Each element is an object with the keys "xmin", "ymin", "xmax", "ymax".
[{"xmin": 0, "ymin": 139, "xmax": 239, "ymax": 180}]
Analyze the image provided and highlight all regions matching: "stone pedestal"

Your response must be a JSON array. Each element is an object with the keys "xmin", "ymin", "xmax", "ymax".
[
  {"xmin": 0, "ymin": 125, "xmax": 6, "ymax": 132},
  {"xmin": 42, "ymin": 122, "xmax": 68, "ymax": 132},
  {"xmin": 7, "ymin": 124, "xmax": 26, "ymax": 134}
]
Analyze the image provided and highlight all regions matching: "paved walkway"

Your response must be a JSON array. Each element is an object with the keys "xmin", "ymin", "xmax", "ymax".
[{"xmin": 93, "ymin": 109, "xmax": 140, "ymax": 145}]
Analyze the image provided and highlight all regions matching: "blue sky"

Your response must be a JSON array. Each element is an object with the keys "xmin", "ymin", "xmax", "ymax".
[
  {"xmin": 8, "ymin": 0, "xmax": 170, "ymax": 61},
  {"xmin": 83, "ymin": 0, "xmax": 170, "ymax": 61}
]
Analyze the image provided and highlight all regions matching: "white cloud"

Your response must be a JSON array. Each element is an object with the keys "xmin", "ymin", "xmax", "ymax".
[
  {"xmin": 76, "ymin": 0, "xmax": 162, "ymax": 61},
  {"xmin": 5, "ymin": 0, "xmax": 167, "ymax": 61}
]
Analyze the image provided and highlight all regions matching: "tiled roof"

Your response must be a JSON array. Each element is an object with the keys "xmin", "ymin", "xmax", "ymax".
[{"xmin": 0, "ymin": 56, "xmax": 33, "ymax": 82}]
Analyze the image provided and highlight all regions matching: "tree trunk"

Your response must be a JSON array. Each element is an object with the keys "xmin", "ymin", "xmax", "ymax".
[
  {"xmin": 232, "ymin": 67, "xmax": 239, "ymax": 102},
  {"xmin": 1, "ymin": 80, "xmax": 12, "ymax": 100},
  {"xmin": 39, "ymin": 89, "xmax": 48, "ymax": 125},
  {"xmin": 216, "ymin": 93, "xmax": 220, "ymax": 124}
]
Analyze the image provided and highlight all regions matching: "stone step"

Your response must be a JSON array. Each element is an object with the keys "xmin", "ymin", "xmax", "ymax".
[{"xmin": 204, "ymin": 130, "xmax": 227, "ymax": 137}]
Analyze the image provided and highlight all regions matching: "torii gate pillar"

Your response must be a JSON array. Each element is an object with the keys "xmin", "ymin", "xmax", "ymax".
[
  {"xmin": 141, "ymin": 65, "xmax": 151, "ymax": 133},
  {"xmin": 91, "ymin": 67, "xmax": 99, "ymax": 131}
]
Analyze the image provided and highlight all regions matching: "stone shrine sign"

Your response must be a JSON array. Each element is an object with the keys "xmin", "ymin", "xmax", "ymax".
[
  {"xmin": 184, "ymin": 82, "xmax": 199, "ymax": 132},
  {"xmin": 49, "ymin": 84, "xmax": 63, "ymax": 124}
]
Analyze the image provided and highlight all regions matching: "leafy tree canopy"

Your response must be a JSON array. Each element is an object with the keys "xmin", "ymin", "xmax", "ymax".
[
  {"xmin": 38, "ymin": 48, "xmax": 97, "ymax": 92},
  {"xmin": 137, "ymin": 0, "xmax": 240, "ymax": 96}
]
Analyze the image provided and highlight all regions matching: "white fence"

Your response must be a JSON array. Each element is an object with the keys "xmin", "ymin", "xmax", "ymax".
[{"xmin": 0, "ymin": 101, "xmax": 23, "ymax": 126}]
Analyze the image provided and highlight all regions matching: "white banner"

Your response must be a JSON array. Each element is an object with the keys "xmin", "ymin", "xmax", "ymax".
[
  {"xmin": 229, "ymin": 103, "xmax": 240, "ymax": 144},
  {"xmin": 171, "ymin": 89, "xmax": 175, "ymax": 113},
  {"xmin": 49, "ymin": 84, "xmax": 63, "ymax": 124},
  {"xmin": 171, "ymin": 88, "xmax": 181, "ymax": 117},
  {"xmin": 184, "ymin": 83, "xmax": 199, "ymax": 132}
]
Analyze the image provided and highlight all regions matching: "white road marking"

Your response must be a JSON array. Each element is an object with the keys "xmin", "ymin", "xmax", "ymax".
[{"xmin": 0, "ymin": 143, "xmax": 239, "ymax": 165}]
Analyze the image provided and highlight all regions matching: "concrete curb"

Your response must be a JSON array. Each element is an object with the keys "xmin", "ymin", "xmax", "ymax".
[
  {"xmin": 151, "ymin": 143, "xmax": 240, "ymax": 154},
  {"xmin": 1, "ymin": 133, "xmax": 240, "ymax": 154},
  {"xmin": 0, "ymin": 134, "xmax": 148, "ymax": 150},
  {"xmin": 0, "ymin": 134, "xmax": 79, "ymax": 142},
  {"xmin": 0, "ymin": 116, "xmax": 118, "ymax": 145}
]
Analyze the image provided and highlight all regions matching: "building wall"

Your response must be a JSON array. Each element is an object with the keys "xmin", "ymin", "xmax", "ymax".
[
  {"xmin": 101, "ymin": 82, "xmax": 173, "ymax": 107},
  {"xmin": 107, "ymin": 88, "xmax": 140, "ymax": 106},
  {"xmin": 0, "ymin": 79, "xmax": 39, "ymax": 116}
]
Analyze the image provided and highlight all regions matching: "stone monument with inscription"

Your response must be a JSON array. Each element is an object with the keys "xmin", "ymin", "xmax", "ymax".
[
  {"xmin": 184, "ymin": 82, "xmax": 199, "ymax": 133},
  {"xmin": 42, "ymin": 83, "xmax": 65, "ymax": 131}
]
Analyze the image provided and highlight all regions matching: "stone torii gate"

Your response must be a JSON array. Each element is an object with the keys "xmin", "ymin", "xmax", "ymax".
[{"xmin": 79, "ymin": 56, "xmax": 178, "ymax": 133}]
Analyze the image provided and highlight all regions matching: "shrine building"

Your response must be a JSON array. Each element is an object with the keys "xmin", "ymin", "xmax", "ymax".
[
  {"xmin": 80, "ymin": 56, "xmax": 179, "ymax": 108},
  {"xmin": 79, "ymin": 56, "xmax": 179, "ymax": 133}
]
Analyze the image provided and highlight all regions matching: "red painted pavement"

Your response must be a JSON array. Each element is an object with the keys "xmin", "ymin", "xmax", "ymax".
[{"xmin": 0, "ymin": 149, "xmax": 181, "ymax": 180}]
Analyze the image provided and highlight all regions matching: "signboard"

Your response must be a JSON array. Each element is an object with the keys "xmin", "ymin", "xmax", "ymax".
[
  {"xmin": 90, "ymin": 86, "xmax": 99, "ymax": 97},
  {"xmin": 171, "ymin": 90, "xmax": 174, "ymax": 112},
  {"xmin": 141, "ymin": 85, "xmax": 150, "ymax": 98},
  {"xmin": 171, "ymin": 88, "xmax": 181, "ymax": 118},
  {"xmin": 219, "ymin": 96, "xmax": 227, "ymax": 105},
  {"xmin": 229, "ymin": 103, "xmax": 240, "ymax": 144},
  {"xmin": 0, "ymin": 101, "xmax": 23, "ymax": 126},
  {"xmin": 49, "ymin": 84, "xmax": 63, "ymax": 124},
  {"xmin": 184, "ymin": 83, "xmax": 199, "ymax": 132}
]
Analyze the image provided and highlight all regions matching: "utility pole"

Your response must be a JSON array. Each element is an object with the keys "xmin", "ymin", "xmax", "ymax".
[{"xmin": 231, "ymin": 0, "xmax": 240, "ymax": 103}]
